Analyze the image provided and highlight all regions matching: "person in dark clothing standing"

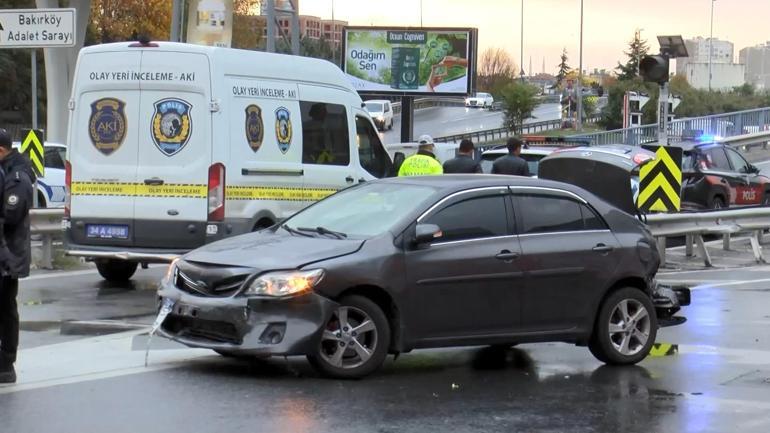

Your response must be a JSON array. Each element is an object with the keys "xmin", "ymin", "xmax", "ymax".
[
  {"xmin": 491, "ymin": 137, "xmax": 531, "ymax": 176},
  {"xmin": 443, "ymin": 139, "xmax": 482, "ymax": 174},
  {"xmin": 0, "ymin": 129, "xmax": 34, "ymax": 384}
]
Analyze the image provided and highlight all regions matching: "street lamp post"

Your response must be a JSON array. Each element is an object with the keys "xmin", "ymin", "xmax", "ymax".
[
  {"xmin": 576, "ymin": 0, "xmax": 584, "ymax": 131},
  {"xmin": 708, "ymin": 0, "xmax": 715, "ymax": 92},
  {"xmin": 520, "ymin": 0, "xmax": 525, "ymax": 81}
]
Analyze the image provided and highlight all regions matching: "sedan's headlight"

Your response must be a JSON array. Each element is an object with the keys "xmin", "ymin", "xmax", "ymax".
[
  {"xmin": 242, "ymin": 269, "xmax": 324, "ymax": 297},
  {"xmin": 164, "ymin": 258, "xmax": 180, "ymax": 284}
]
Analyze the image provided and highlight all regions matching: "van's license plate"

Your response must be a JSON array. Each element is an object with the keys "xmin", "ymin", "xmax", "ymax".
[{"xmin": 86, "ymin": 224, "xmax": 129, "ymax": 239}]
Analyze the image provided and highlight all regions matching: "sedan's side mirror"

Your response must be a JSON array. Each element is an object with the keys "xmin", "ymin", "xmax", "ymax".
[
  {"xmin": 393, "ymin": 152, "xmax": 406, "ymax": 173},
  {"xmin": 414, "ymin": 223, "xmax": 442, "ymax": 245}
]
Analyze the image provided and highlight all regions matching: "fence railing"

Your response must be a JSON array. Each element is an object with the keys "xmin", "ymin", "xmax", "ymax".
[
  {"xmin": 434, "ymin": 116, "xmax": 602, "ymax": 144},
  {"xmin": 568, "ymin": 107, "xmax": 770, "ymax": 146},
  {"xmin": 30, "ymin": 208, "xmax": 64, "ymax": 269}
]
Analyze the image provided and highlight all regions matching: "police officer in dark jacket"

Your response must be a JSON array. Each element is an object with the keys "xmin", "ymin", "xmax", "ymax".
[
  {"xmin": 491, "ymin": 137, "xmax": 530, "ymax": 176},
  {"xmin": 0, "ymin": 129, "xmax": 34, "ymax": 384},
  {"xmin": 443, "ymin": 139, "xmax": 482, "ymax": 174}
]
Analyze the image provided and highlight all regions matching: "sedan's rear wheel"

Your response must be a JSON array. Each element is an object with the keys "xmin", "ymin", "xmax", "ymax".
[
  {"xmin": 307, "ymin": 295, "xmax": 390, "ymax": 379},
  {"xmin": 589, "ymin": 287, "xmax": 657, "ymax": 365}
]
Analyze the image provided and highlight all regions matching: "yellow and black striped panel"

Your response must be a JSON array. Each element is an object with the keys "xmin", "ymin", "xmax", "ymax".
[{"xmin": 648, "ymin": 343, "xmax": 678, "ymax": 357}]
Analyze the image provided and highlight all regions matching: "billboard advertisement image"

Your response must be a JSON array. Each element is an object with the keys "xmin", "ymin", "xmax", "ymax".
[{"xmin": 343, "ymin": 27, "xmax": 475, "ymax": 95}]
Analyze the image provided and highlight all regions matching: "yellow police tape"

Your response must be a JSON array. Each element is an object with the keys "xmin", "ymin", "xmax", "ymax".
[
  {"xmin": 71, "ymin": 182, "xmax": 337, "ymax": 201},
  {"xmin": 648, "ymin": 343, "xmax": 678, "ymax": 357}
]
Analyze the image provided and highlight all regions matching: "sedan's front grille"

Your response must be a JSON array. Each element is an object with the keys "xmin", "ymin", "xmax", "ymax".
[
  {"xmin": 175, "ymin": 269, "xmax": 247, "ymax": 297},
  {"xmin": 162, "ymin": 315, "xmax": 241, "ymax": 345}
]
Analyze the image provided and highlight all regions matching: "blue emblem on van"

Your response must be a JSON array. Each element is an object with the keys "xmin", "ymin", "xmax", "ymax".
[
  {"xmin": 89, "ymin": 98, "xmax": 127, "ymax": 156},
  {"xmin": 152, "ymin": 98, "xmax": 192, "ymax": 156},
  {"xmin": 275, "ymin": 107, "xmax": 292, "ymax": 154}
]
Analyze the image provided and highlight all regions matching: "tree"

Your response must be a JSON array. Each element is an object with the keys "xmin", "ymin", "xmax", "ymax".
[
  {"xmin": 500, "ymin": 82, "xmax": 541, "ymax": 134},
  {"xmin": 615, "ymin": 31, "xmax": 649, "ymax": 81},
  {"xmin": 232, "ymin": 0, "xmax": 264, "ymax": 50},
  {"xmin": 86, "ymin": 0, "xmax": 172, "ymax": 44},
  {"xmin": 599, "ymin": 79, "xmax": 658, "ymax": 129},
  {"xmin": 478, "ymin": 48, "xmax": 517, "ymax": 96},
  {"xmin": 555, "ymin": 48, "xmax": 570, "ymax": 88}
]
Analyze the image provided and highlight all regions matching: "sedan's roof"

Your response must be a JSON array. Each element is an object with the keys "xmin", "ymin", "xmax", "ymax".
[{"xmin": 377, "ymin": 174, "xmax": 583, "ymax": 193}]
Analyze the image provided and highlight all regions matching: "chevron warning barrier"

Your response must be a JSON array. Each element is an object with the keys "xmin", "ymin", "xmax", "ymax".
[
  {"xmin": 21, "ymin": 128, "xmax": 45, "ymax": 178},
  {"xmin": 648, "ymin": 343, "xmax": 678, "ymax": 357},
  {"xmin": 637, "ymin": 145, "xmax": 682, "ymax": 212}
]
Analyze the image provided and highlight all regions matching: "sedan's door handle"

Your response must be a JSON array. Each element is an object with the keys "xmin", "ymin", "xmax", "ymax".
[
  {"xmin": 345, "ymin": 175, "xmax": 355, "ymax": 183},
  {"xmin": 495, "ymin": 250, "xmax": 520, "ymax": 261},
  {"xmin": 144, "ymin": 178, "xmax": 164, "ymax": 186},
  {"xmin": 592, "ymin": 244, "xmax": 614, "ymax": 253}
]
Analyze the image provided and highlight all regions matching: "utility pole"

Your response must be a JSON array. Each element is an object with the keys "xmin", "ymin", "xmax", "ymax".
[
  {"xmin": 266, "ymin": 0, "xmax": 276, "ymax": 52},
  {"xmin": 708, "ymin": 0, "xmax": 715, "ymax": 91},
  {"xmin": 576, "ymin": 0, "xmax": 584, "ymax": 131},
  {"xmin": 170, "ymin": 0, "xmax": 182, "ymax": 42}
]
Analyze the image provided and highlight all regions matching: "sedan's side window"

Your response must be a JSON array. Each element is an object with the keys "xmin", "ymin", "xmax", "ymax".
[
  {"xmin": 725, "ymin": 148, "xmax": 750, "ymax": 173},
  {"xmin": 517, "ymin": 194, "xmax": 602, "ymax": 234},
  {"xmin": 424, "ymin": 195, "xmax": 508, "ymax": 243}
]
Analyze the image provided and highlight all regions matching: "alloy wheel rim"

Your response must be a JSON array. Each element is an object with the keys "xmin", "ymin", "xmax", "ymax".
[
  {"xmin": 319, "ymin": 306, "xmax": 378, "ymax": 369},
  {"xmin": 608, "ymin": 299, "xmax": 651, "ymax": 356}
]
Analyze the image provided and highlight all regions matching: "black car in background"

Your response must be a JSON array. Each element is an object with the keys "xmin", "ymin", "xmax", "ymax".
[
  {"xmin": 674, "ymin": 140, "xmax": 770, "ymax": 209},
  {"xmin": 154, "ymin": 176, "xmax": 686, "ymax": 378}
]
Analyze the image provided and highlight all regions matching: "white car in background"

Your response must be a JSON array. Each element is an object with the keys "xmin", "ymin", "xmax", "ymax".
[
  {"xmin": 11, "ymin": 141, "xmax": 67, "ymax": 208},
  {"xmin": 364, "ymin": 99, "xmax": 394, "ymax": 131},
  {"xmin": 480, "ymin": 145, "xmax": 552, "ymax": 177},
  {"xmin": 465, "ymin": 92, "xmax": 494, "ymax": 109}
]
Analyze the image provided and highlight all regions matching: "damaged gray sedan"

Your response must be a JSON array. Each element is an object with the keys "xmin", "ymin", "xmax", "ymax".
[{"xmin": 156, "ymin": 176, "xmax": 688, "ymax": 379}]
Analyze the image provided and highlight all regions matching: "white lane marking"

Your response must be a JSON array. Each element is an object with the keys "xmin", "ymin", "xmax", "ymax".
[
  {"xmin": 0, "ymin": 329, "xmax": 213, "ymax": 395},
  {"xmin": 22, "ymin": 268, "xmax": 99, "ymax": 281}
]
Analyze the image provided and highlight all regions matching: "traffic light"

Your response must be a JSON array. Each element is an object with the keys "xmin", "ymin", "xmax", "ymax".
[{"xmin": 639, "ymin": 55, "xmax": 670, "ymax": 84}]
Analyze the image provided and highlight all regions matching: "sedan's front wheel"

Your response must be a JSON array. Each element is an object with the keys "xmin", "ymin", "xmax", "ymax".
[
  {"xmin": 589, "ymin": 287, "xmax": 657, "ymax": 365},
  {"xmin": 308, "ymin": 295, "xmax": 390, "ymax": 379}
]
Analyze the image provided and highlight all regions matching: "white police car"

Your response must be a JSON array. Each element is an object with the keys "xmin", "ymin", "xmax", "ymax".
[{"xmin": 11, "ymin": 141, "xmax": 66, "ymax": 208}]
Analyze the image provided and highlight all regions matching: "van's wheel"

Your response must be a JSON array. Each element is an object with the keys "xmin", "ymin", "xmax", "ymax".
[
  {"xmin": 307, "ymin": 295, "xmax": 390, "ymax": 379},
  {"xmin": 588, "ymin": 287, "xmax": 657, "ymax": 365},
  {"xmin": 96, "ymin": 260, "xmax": 138, "ymax": 282}
]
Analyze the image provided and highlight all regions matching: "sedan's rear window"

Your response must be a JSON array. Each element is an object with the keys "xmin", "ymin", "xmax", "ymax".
[{"xmin": 516, "ymin": 194, "xmax": 604, "ymax": 234}]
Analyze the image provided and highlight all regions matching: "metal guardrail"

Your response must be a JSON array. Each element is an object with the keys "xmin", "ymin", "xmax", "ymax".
[
  {"xmin": 30, "ymin": 208, "xmax": 64, "ymax": 269},
  {"xmin": 646, "ymin": 207, "xmax": 770, "ymax": 267},
  {"xmin": 568, "ymin": 107, "xmax": 770, "ymax": 146},
  {"xmin": 434, "ymin": 117, "xmax": 602, "ymax": 144}
]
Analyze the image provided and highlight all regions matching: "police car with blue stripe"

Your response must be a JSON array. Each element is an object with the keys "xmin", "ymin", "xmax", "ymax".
[{"xmin": 12, "ymin": 141, "xmax": 66, "ymax": 208}]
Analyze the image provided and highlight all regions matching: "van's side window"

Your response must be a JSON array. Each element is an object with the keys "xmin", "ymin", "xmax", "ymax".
[
  {"xmin": 300, "ymin": 101, "xmax": 350, "ymax": 166},
  {"xmin": 356, "ymin": 116, "xmax": 393, "ymax": 178}
]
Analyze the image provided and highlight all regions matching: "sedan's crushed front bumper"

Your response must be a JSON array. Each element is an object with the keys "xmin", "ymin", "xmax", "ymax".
[
  {"xmin": 157, "ymin": 281, "xmax": 338, "ymax": 356},
  {"xmin": 652, "ymin": 283, "xmax": 691, "ymax": 327}
]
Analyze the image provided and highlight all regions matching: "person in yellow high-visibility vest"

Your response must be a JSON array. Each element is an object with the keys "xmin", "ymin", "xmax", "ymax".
[{"xmin": 397, "ymin": 135, "xmax": 443, "ymax": 177}]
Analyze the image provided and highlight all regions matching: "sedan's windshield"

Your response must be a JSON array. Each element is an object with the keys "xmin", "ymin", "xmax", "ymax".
[
  {"xmin": 284, "ymin": 183, "xmax": 437, "ymax": 238},
  {"xmin": 365, "ymin": 102, "xmax": 383, "ymax": 113}
]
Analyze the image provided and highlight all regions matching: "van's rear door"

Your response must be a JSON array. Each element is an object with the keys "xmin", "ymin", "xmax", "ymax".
[
  {"xmin": 133, "ymin": 51, "xmax": 212, "ymax": 249},
  {"xmin": 69, "ymin": 51, "xmax": 142, "ymax": 249}
]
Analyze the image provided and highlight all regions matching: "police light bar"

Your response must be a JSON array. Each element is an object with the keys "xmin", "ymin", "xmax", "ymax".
[{"xmin": 523, "ymin": 136, "xmax": 592, "ymax": 147}]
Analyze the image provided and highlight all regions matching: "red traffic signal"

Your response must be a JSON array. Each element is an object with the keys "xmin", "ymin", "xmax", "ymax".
[{"xmin": 639, "ymin": 55, "xmax": 669, "ymax": 84}]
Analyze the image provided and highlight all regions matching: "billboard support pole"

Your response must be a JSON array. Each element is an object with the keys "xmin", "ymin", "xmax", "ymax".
[
  {"xmin": 400, "ymin": 96, "xmax": 414, "ymax": 143},
  {"xmin": 170, "ymin": 0, "xmax": 182, "ymax": 42},
  {"xmin": 266, "ymin": 0, "xmax": 276, "ymax": 53}
]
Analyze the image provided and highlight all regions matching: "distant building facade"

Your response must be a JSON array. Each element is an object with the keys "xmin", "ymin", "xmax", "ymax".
[
  {"xmin": 676, "ymin": 37, "xmax": 734, "ymax": 75},
  {"xmin": 739, "ymin": 43, "xmax": 770, "ymax": 90},
  {"xmin": 675, "ymin": 37, "xmax": 744, "ymax": 90}
]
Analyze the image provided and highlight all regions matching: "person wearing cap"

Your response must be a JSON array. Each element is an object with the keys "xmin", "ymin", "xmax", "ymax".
[
  {"xmin": 397, "ymin": 135, "xmax": 443, "ymax": 177},
  {"xmin": 0, "ymin": 128, "xmax": 35, "ymax": 384},
  {"xmin": 491, "ymin": 137, "xmax": 530, "ymax": 176},
  {"xmin": 442, "ymin": 139, "xmax": 482, "ymax": 174}
]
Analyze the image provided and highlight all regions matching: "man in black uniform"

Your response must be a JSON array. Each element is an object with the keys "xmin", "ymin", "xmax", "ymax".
[
  {"xmin": 443, "ymin": 139, "xmax": 482, "ymax": 174},
  {"xmin": 0, "ymin": 129, "xmax": 34, "ymax": 384},
  {"xmin": 491, "ymin": 137, "xmax": 530, "ymax": 176}
]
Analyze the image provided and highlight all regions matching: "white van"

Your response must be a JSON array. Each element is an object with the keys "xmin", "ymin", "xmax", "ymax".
[
  {"xmin": 363, "ymin": 99, "xmax": 393, "ymax": 131},
  {"xmin": 65, "ymin": 42, "xmax": 393, "ymax": 281}
]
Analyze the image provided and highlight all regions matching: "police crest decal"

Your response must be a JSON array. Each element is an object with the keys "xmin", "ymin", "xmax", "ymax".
[
  {"xmin": 245, "ymin": 104, "xmax": 264, "ymax": 153},
  {"xmin": 89, "ymin": 97, "xmax": 127, "ymax": 156},
  {"xmin": 275, "ymin": 107, "xmax": 292, "ymax": 154},
  {"xmin": 152, "ymin": 98, "xmax": 192, "ymax": 156}
]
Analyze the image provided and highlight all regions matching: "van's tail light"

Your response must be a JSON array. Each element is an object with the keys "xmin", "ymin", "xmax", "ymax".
[
  {"xmin": 208, "ymin": 163, "xmax": 225, "ymax": 222},
  {"xmin": 64, "ymin": 160, "xmax": 72, "ymax": 217}
]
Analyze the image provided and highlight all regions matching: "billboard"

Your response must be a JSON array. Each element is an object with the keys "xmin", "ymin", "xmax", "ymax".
[
  {"xmin": 343, "ymin": 27, "xmax": 476, "ymax": 96},
  {"xmin": 186, "ymin": 0, "xmax": 234, "ymax": 48}
]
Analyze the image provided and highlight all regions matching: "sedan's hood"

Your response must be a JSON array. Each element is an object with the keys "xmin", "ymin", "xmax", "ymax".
[{"xmin": 183, "ymin": 230, "xmax": 365, "ymax": 269}]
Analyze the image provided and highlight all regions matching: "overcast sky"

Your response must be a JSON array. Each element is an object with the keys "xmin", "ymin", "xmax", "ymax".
[{"xmin": 301, "ymin": 0, "xmax": 770, "ymax": 74}]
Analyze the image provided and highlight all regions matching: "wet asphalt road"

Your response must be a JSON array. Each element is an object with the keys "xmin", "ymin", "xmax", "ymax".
[{"xmin": 3, "ymin": 263, "xmax": 770, "ymax": 433}]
